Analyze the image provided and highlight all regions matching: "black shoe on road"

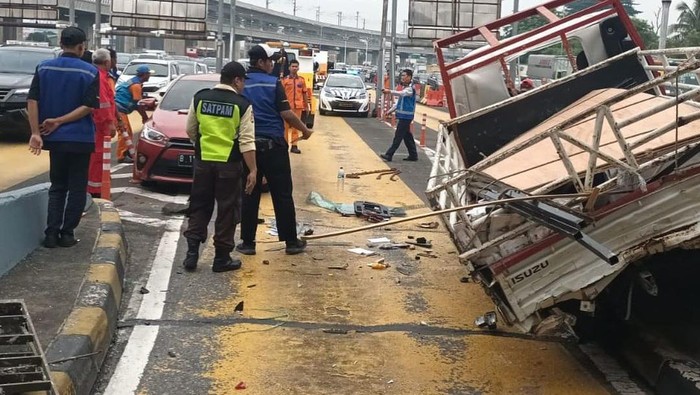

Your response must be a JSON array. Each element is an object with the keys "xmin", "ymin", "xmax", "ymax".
[
  {"xmin": 380, "ymin": 154, "xmax": 392, "ymax": 162},
  {"xmin": 58, "ymin": 233, "xmax": 78, "ymax": 248},
  {"xmin": 183, "ymin": 238, "xmax": 200, "ymax": 272},
  {"xmin": 403, "ymin": 156, "xmax": 418, "ymax": 161},
  {"xmin": 236, "ymin": 241, "xmax": 256, "ymax": 255},
  {"xmin": 290, "ymin": 145, "xmax": 302, "ymax": 154},
  {"xmin": 43, "ymin": 233, "xmax": 59, "ymax": 248},
  {"xmin": 213, "ymin": 249, "xmax": 242, "ymax": 272},
  {"xmin": 285, "ymin": 239, "xmax": 307, "ymax": 255}
]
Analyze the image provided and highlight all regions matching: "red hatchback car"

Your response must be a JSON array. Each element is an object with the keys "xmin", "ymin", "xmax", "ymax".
[{"xmin": 133, "ymin": 73, "xmax": 219, "ymax": 183}]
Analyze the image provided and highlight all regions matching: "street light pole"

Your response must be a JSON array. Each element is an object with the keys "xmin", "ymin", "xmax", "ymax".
[
  {"xmin": 216, "ymin": 0, "xmax": 224, "ymax": 72},
  {"xmin": 659, "ymin": 0, "xmax": 672, "ymax": 49},
  {"xmin": 229, "ymin": 0, "xmax": 236, "ymax": 60},
  {"xmin": 389, "ymin": 0, "xmax": 397, "ymax": 88},
  {"xmin": 94, "ymin": 0, "xmax": 101, "ymax": 48},
  {"xmin": 69, "ymin": 0, "xmax": 75, "ymax": 26},
  {"xmin": 375, "ymin": 0, "xmax": 389, "ymax": 116}
]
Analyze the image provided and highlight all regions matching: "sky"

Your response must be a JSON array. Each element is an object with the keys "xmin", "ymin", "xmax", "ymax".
[{"xmin": 242, "ymin": 0, "xmax": 678, "ymax": 32}]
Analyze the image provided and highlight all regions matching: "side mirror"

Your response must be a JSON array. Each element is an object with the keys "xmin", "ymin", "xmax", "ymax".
[{"xmin": 158, "ymin": 90, "xmax": 166, "ymax": 97}]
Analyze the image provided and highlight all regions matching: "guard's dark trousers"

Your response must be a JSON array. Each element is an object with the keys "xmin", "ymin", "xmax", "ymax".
[
  {"xmin": 241, "ymin": 138, "xmax": 297, "ymax": 243},
  {"xmin": 46, "ymin": 151, "xmax": 91, "ymax": 237},
  {"xmin": 385, "ymin": 118, "xmax": 418, "ymax": 159},
  {"xmin": 184, "ymin": 159, "xmax": 243, "ymax": 251}
]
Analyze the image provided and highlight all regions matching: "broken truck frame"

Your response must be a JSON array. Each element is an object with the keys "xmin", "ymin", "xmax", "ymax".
[{"xmin": 426, "ymin": 0, "xmax": 700, "ymax": 332}]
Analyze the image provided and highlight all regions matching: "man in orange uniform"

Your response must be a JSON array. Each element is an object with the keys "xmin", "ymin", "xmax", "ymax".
[
  {"xmin": 87, "ymin": 49, "xmax": 117, "ymax": 197},
  {"xmin": 281, "ymin": 59, "xmax": 310, "ymax": 154},
  {"xmin": 114, "ymin": 65, "xmax": 151, "ymax": 163}
]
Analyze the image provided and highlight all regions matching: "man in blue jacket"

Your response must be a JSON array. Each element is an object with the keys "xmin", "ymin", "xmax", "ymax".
[
  {"xmin": 236, "ymin": 44, "xmax": 313, "ymax": 256},
  {"xmin": 380, "ymin": 69, "xmax": 419, "ymax": 162},
  {"xmin": 27, "ymin": 27, "xmax": 100, "ymax": 248}
]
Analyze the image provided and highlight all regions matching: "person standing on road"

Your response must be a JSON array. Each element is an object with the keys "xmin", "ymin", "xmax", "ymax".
[
  {"xmin": 182, "ymin": 62, "xmax": 257, "ymax": 273},
  {"xmin": 380, "ymin": 69, "xmax": 419, "ymax": 162},
  {"xmin": 27, "ymin": 27, "xmax": 99, "ymax": 248},
  {"xmin": 87, "ymin": 49, "xmax": 117, "ymax": 198},
  {"xmin": 114, "ymin": 65, "xmax": 151, "ymax": 163},
  {"xmin": 281, "ymin": 59, "xmax": 310, "ymax": 154},
  {"xmin": 236, "ymin": 44, "xmax": 313, "ymax": 256}
]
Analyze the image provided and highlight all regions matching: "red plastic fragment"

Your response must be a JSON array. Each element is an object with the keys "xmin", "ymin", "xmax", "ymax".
[{"xmin": 235, "ymin": 381, "xmax": 247, "ymax": 390}]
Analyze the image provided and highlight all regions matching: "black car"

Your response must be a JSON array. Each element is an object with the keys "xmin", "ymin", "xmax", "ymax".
[{"xmin": 0, "ymin": 44, "xmax": 61, "ymax": 136}]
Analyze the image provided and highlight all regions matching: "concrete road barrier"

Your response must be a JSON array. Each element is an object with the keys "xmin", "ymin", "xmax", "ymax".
[{"xmin": 0, "ymin": 183, "xmax": 49, "ymax": 277}]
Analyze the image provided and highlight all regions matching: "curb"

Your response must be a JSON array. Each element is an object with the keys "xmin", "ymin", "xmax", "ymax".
[{"xmin": 44, "ymin": 199, "xmax": 127, "ymax": 395}]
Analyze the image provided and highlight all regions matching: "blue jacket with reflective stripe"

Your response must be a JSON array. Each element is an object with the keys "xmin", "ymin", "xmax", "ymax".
[
  {"xmin": 115, "ymin": 76, "xmax": 141, "ymax": 114},
  {"xmin": 243, "ymin": 71, "xmax": 285, "ymax": 138},
  {"xmin": 38, "ymin": 56, "xmax": 97, "ymax": 144},
  {"xmin": 395, "ymin": 83, "xmax": 416, "ymax": 120}
]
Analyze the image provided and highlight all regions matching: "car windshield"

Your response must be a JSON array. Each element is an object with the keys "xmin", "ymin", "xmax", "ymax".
[
  {"xmin": 123, "ymin": 63, "xmax": 169, "ymax": 77},
  {"xmin": 160, "ymin": 80, "xmax": 216, "ymax": 111},
  {"xmin": 326, "ymin": 76, "xmax": 363, "ymax": 89},
  {"xmin": 0, "ymin": 50, "xmax": 54, "ymax": 74},
  {"xmin": 178, "ymin": 62, "xmax": 196, "ymax": 75}
]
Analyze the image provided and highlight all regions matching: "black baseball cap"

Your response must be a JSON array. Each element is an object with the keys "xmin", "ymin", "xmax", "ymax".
[
  {"xmin": 60, "ymin": 27, "xmax": 87, "ymax": 46},
  {"xmin": 221, "ymin": 61, "xmax": 247, "ymax": 80},
  {"xmin": 248, "ymin": 44, "xmax": 282, "ymax": 63}
]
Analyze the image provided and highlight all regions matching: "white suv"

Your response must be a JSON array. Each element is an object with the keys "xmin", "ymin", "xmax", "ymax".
[{"xmin": 118, "ymin": 59, "xmax": 180, "ymax": 96}]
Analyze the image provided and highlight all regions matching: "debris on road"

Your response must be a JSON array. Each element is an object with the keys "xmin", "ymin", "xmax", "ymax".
[
  {"xmin": 368, "ymin": 259, "xmax": 390, "ymax": 270},
  {"xmin": 348, "ymin": 248, "xmax": 377, "ymax": 256},
  {"xmin": 246, "ymin": 284, "xmax": 257, "ymax": 288},
  {"xmin": 262, "ymin": 260, "xmax": 270, "ymax": 265},
  {"xmin": 416, "ymin": 251, "xmax": 438, "ymax": 259},
  {"xmin": 460, "ymin": 277, "xmax": 470, "ymax": 283},
  {"xmin": 235, "ymin": 381, "xmax": 247, "ymax": 390},
  {"xmin": 167, "ymin": 350, "xmax": 176, "ymax": 358},
  {"xmin": 328, "ymin": 263, "xmax": 349, "ymax": 270},
  {"xmin": 368, "ymin": 237, "xmax": 392, "ymax": 243},
  {"xmin": 234, "ymin": 301, "xmax": 244, "ymax": 313},
  {"xmin": 306, "ymin": 191, "xmax": 355, "ymax": 215},
  {"xmin": 139, "ymin": 286, "xmax": 150, "ymax": 294},
  {"xmin": 474, "ymin": 311, "xmax": 498, "ymax": 330},
  {"xmin": 418, "ymin": 221, "xmax": 439, "ymax": 229},
  {"xmin": 161, "ymin": 202, "xmax": 189, "ymax": 215},
  {"xmin": 387, "ymin": 379, "xmax": 395, "ymax": 384}
]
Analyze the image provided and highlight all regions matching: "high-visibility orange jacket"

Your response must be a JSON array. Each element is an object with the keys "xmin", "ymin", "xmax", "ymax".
[
  {"xmin": 93, "ymin": 68, "xmax": 116, "ymax": 134},
  {"xmin": 282, "ymin": 74, "xmax": 308, "ymax": 110}
]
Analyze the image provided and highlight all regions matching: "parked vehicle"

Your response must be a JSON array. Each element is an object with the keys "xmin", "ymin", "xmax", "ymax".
[
  {"xmin": 176, "ymin": 60, "xmax": 208, "ymax": 75},
  {"xmin": 119, "ymin": 59, "xmax": 180, "ymax": 96},
  {"xmin": 133, "ymin": 74, "xmax": 218, "ymax": 184},
  {"xmin": 318, "ymin": 74, "xmax": 370, "ymax": 117},
  {"xmin": 0, "ymin": 44, "xmax": 60, "ymax": 136},
  {"xmin": 116, "ymin": 53, "xmax": 137, "ymax": 71},
  {"xmin": 428, "ymin": 0, "xmax": 700, "ymax": 360}
]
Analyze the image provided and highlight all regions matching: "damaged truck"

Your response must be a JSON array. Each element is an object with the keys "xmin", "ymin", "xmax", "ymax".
[{"xmin": 427, "ymin": 0, "xmax": 700, "ymax": 365}]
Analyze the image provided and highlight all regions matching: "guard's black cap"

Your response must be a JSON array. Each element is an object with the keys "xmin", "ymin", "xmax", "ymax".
[
  {"xmin": 60, "ymin": 26, "xmax": 87, "ymax": 46},
  {"xmin": 221, "ymin": 61, "xmax": 247, "ymax": 80},
  {"xmin": 248, "ymin": 44, "xmax": 282, "ymax": 63}
]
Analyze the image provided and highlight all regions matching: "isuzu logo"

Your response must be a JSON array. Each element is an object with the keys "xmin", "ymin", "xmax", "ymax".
[{"xmin": 508, "ymin": 260, "xmax": 550, "ymax": 285}]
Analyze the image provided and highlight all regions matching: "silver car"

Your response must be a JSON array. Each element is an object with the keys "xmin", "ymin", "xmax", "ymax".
[{"xmin": 318, "ymin": 74, "xmax": 370, "ymax": 117}]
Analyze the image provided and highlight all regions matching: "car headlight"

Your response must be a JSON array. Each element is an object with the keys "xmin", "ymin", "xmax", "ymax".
[
  {"xmin": 141, "ymin": 125, "xmax": 166, "ymax": 142},
  {"xmin": 13, "ymin": 88, "xmax": 29, "ymax": 95},
  {"xmin": 359, "ymin": 92, "xmax": 367, "ymax": 99}
]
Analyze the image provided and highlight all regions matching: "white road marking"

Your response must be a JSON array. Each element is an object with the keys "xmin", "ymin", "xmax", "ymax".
[
  {"xmin": 103, "ymin": 219, "xmax": 182, "ymax": 394},
  {"xmin": 110, "ymin": 163, "xmax": 132, "ymax": 173},
  {"xmin": 578, "ymin": 343, "xmax": 649, "ymax": 394},
  {"xmin": 112, "ymin": 187, "xmax": 189, "ymax": 205},
  {"xmin": 103, "ymin": 326, "xmax": 160, "ymax": 395},
  {"xmin": 111, "ymin": 173, "xmax": 134, "ymax": 179},
  {"xmin": 137, "ymin": 219, "xmax": 182, "ymax": 320},
  {"xmin": 116, "ymin": 209, "xmax": 171, "ymax": 228}
]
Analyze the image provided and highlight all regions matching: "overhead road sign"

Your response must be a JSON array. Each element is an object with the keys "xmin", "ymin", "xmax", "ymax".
[
  {"xmin": 111, "ymin": 0, "xmax": 207, "ymax": 36},
  {"xmin": 408, "ymin": 0, "xmax": 500, "ymax": 46},
  {"xmin": 0, "ymin": 0, "xmax": 58, "ymax": 28}
]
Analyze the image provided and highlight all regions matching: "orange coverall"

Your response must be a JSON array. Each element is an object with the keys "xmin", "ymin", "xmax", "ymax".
[
  {"xmin": 88, "ymin": 68, "xmax": 116, "ymax": 197},
  {"xmin": 281, "ymin": 75, "xmax": 309, "ymax": 144},
  {"xmin": 117, "ymin": 82, "xmax": 142, "ymax": 160}
]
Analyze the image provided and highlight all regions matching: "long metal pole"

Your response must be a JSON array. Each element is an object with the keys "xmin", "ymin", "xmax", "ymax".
[
  {"xmin": 94, "ymin": 0, "xmax": 101, "ymax": 48},
  {"xmin": 69, "ymin": 0, "xmax": 75, "ymax": 26},
  {"xmin": 229, "ymin": 0, "xmax": 236, "ymax": 60},
  {"xmin": 509, "ymin": 0, "xmax": 520, "ymax": 83},
  {"xmin": 375, "ymin": 0, "xmax": 389, "ymax": 115},
  {"xmin": 389, "ymin": 0, "xmax": 397, "ymax": 89},
  {"xmin": 216, "ymin": 0, "xmax": 224, "ymax": 72},
  {"xmin": 659, "ymin": 0, "xmax": 672, "ymax": 49}
]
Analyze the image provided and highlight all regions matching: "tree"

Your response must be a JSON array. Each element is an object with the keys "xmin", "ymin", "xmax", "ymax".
[
  {"xmin": 563, "ymin": 0, "xmax": 641, "ymax": 17},
  {"xmin": 631, "ymin": 18, "xmax": 659, "ymax": 49},
  {"xmin": 670, "ymin": 0, "xmax": 700, "ymax": 42}
]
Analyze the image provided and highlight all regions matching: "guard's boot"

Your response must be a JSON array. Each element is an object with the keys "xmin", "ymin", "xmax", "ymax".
[
  {"xmin": 183, "ymin": 238, "xmax": 200, "ymax": 272},
  {"xmin": 212, "ymin": 248, "xmax": 242, "ymax": 272}
]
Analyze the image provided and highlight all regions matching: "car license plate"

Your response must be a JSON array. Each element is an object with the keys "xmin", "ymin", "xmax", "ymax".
[
  {"xmin": 178, "ymin": 154, "xmax": 194, "ymax": 167},
  {"xmin": 338, "ymin": 101, "xmax": 354, "ymax": 108}
]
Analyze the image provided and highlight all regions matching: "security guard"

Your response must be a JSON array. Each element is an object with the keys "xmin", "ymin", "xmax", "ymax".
[
  {"xmin": 380, "ymin": 68, "xmax": 419, "ymax": 162},
  {"xmin": 236, "ymin": 44, "xmax": 313, "ymax": 256},
  {"xmin": 182, "ymin": 61, "xmax": 257, "ymax": 272}
]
